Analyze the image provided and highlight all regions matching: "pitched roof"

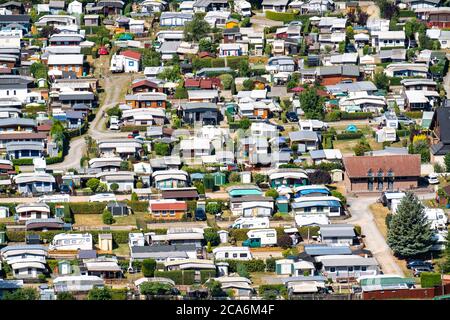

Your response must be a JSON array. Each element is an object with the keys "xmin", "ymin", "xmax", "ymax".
[
  {"xmin": 343, "ymin": 154, "xmax": 421, "ymax": 178},
  {"xmin": 121, "ymin": 50, "xmax": 141, "ymax": 60}
]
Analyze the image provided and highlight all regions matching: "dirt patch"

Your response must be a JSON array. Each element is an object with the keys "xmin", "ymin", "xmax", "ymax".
[{"xmin": 369, "ymin": 203, "xmax": 390, "ymax": 238}]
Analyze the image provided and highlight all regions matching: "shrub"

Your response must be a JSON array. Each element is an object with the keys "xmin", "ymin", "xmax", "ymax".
[
  {"xmin": 331, "ymin": 190, "xmax": 347, "ymax": 206},
  {"xmin": 109, "ymin": 183, "xmax": 119, "ymax": 192},
  {"xmin": 277, "ymin": 234, "xmax": 292, "ymax": 249},
  {"xmin": 228, "ymin": 172, "xmax": 240, "ymax": 183},
  {"xmin": 236, "ymin": 263, "xmax": 250, "ymax": 278},
  {"xmin": 308, "ymin": 170, "xmax": 331, "ymax": 184},
  {"xmin": 265, "ymin": 258, "xmax": 277, "ymax": 272},
  {"xmin": 420, "ymin": 272, "xmax": 442, "ymax": 288},
  {"xmin": 200, "ymin": 270, "xmax": 216, "ymax": 283},
  {"xmin": 86, "ymin": 178, "xmax": 100, "ymax": 192},
  {"xmin": 336, "ymin": 132, "xmax": 364, "ymax": 140},
  {"xmin": 204, "ymin": 228, "xmax": 220, "ymax": 246},
  {"xmin": 88, "ymin": 287, "xmax": 112, "ymax": 300},
  {"xmin": 265, "ymin": 10, "xmax": 297, "ymax": 22},
  {"xmin": 258, "ymin": 284, "xmax": 287, "ymax": 299},
  {"xmin": 140, "ymin": 282, "xmax": 173, "ymax": 296},
  {"xmin": 142, "ymin": 259, "xmax": 157, "ymax": 277},
  {"xmin": 102, "ymin": 209, "xmax": 114, "ymax": 225},
  {"xmin": 57, "ymin": 292, "xmax": 76, "ymax": 300},
  {"xmin": 154, "ymin": 270, "xmax": 195, "ymax": 285}
]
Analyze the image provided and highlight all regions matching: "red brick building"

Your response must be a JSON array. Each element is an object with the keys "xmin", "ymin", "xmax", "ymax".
[{"xmin": 343, "ymin": 154, "xmax": 421, "ymax": 193}]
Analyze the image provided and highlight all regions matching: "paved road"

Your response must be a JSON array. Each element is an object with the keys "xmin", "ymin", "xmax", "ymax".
[
  {"xmin": 346, "ymin": 195, "xmax": 405, "ymax": 276},
  {"xmin": 48, "ymin": 74, "xmax": 132, "ymax": 170},
  {"xmin": 346, "ymin": 192, "xmax": 435, "ymax": 276}
]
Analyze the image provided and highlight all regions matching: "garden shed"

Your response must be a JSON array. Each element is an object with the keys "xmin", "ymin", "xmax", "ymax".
[
  {"xmin": 212, "ymin": 172, "xmax": 226, "ymax": 186},
  {"xmin": 98, "ymin": 233, "xmax": 113, "ymax": 252},
  {"xmin": 106, "ymin": 202, "xmax": 129, "ymax": 216},
  {"xmin": 276, "ymin": 259, "xmax": 294, "ymax": 275},
  {"xmin": 276, "ymin": 196, "xmax": 289, "ymax": 214},
  {"xmin": 58, "ymin": 260, "xmax": 72, "ymax": 275}
]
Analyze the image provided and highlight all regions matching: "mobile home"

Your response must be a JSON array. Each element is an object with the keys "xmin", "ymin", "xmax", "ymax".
[
  {"xmin": 49, "ymin": 233, "xmax": 93, "ymax": 251},
  {"xmin": 212, "ymin": 246, "xmax": 253, "ymax": 260},
  {"xmin": 129, "ymin": 233, "xmax": 146, "ymax": 248},
  {"xmin": 243, "ymin": 228, "xmax": 277, "ymax": 248},
  {"xmin": 291, "ymin": 196, "xmax": 343, "ymax": 217},
  {"xmin": 231, "ymin": 217, "xmax": 270, "ymax": 229}
]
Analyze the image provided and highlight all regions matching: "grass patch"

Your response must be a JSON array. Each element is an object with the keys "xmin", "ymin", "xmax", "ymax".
[
  {"xmin": 369, "ymin": 203, "xmax": 390, "ymax": 238},
  {"xmin": 73, "ymin": 212, "xmax": 148, "ymax": 227},
  {"xmin": 112, "ymin": 243, "xmax": 130, "ymax": 257}
]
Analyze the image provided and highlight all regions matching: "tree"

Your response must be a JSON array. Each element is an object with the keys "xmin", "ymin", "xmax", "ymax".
[
  {"xmin": 206, "ymin": 203, "xmax": 221, "ymax": 215},
  {"xmin": 239, "ymin": 117, "xmax": 251, "ymax": 130},
  {"xmin": 86, "ymin": 178, "xmax": 100, "ymax": 192},
  {"xmin": 378, "ymin": 0, "xmax": 399, "ymax": 20},
  {"xmin": 346, "ymin": 26, "xmax": 354, "ymax": 40},
  {"xmin": 307, "ymin": 169, "xmax": 331, "ymax": 184},
  {"xmin": 236, "ymin": 263, "xmax": 250, "ymax": 278},
  {"xmin": 228, "ymin": 172, "xmax": 241, "ymax": 183},
  {"xmin": 194, "ymin": 181, "xmax": 205, "ymax": 195},
  {"xmin": 373, "ymin": 71, "xmax": 390, "ymax": 91},
  {"xmin": 277, "ymin": 234, "xmax": 292, "ymax": 249},
  {"xmin": 142, "ymin": 258, "xmax": 157, "ymax": 277},
  {"xmin": 204, "ymin": 228, "xmax": 220, "ymax": 246},
  {"xmin": 238, "ymin": 59, "xmax": 250, "ymax": 77},
  {"xmin": 87, "ymin": 287, "xmax": 112, "ymax": 300},
  {"xmin": 184, "ymin": 15, "xmax": 211, "ymax": 42},
  {"xmin": 242, "ymin": 79, "xmax": 254, "ymax": 91},
  {"xmin": 441, "ymin": 234, "xmax": 450, "ymax": 274},
  {"xmin": 110, "ymin": 183, "xmax": 119, "ymax": 192},
  {"xmin": 241, "ymin": 17, "xmax": 251, "ymax": 27},
  {"xmin": 131, "ymin": 192, "xmax": 139, "ymax": 201},
  {"xmin": 219, "ymin": 74, "xmax": 234, "ymax": 90},
  {"xmin": 205, "ymin": 280, "xmax": 225, "ymax": 297},
  {"xmin": 299, "ymin": 87, "xmax": 325, "ymax": 120},
  {"xmin": 142, "ymin": 49, "xmax": 161, "ymax": 67},
  {"xmin": 57, "ymin": 292, "xmax": 76, "ymax": 300},
  {"xmin": 387, "ymin": 192, "xmax": 434, "ymax": 258},
  {"xmin": 199, "ymin": 38, "xmax": 217, "ymax": 53},
  {"xmin": 157, "ymin": 65, "xmax": 181, "ymax": 82},
  {"xmin": 410, "ymin": 134, "xmax": 430, "ymax": 163},
  {"xmin": 102, "ymin": 209, "xmax": 115, "ymax": 225},
  {"xmin": 353, "ymin": 138, "xmax": 372, "ymax": 156},
  {"xmin": 253, "ymin": 173, "xmax": 266, "ymax": 186},
  {"xmin": 174, "ymin": 86, "xmax": 188, "ymax": 99},
  {"xmin": 97, "ymin": 183, "xmax": 108, "ymax": 193},
  {"xmin": 140, "ymin": 282, "xmax": 173, "ymax": 296},
  {"xmin": 3, "ymin": 288, "xmax": 38, "ymax": 300},
  {"xmin": 265, "ymin": 188, "xmax": 279, "ymax": 199}
]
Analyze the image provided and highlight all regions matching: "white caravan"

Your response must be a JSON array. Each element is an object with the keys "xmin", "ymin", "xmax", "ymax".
[
  {"xmin": 295, "ymin": 213, "xmax": 330, "ymax": 227},
  {"xmin": 244, "ymin": 228, "xmax": 277, "ymax": 247},
  {"xmin": 424, "ymin": 208, "xmax": 448, "ymax": 230},
  {"xmin": 231, "ymin": 217, "xmax": 270, "ymax": 229},
  {"xmin": 129, "ymin": 232, "xmax": 146, "ymax": 249},
  {"xmin": 212, "ymin": 246, "xmax": 253, "ymax": 260},
  {"xmin": 38, "ymin": 194, "xmax": 70, "ymax": 203},
  {"xmin": 49, "ymin": 233, "xmax": 93, "ymax": 251}
]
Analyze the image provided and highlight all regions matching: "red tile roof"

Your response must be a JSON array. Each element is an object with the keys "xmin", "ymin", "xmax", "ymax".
[
  {"xmin": 121, "ymin": 50, "xmax": 141, "ymax": 60},
  {"xmin": 343, "ymin": 154, "xmax": 421, "ymax": 178},
  {"xmin": 132, "ymin": 79, "xmax": 158, "ymax": 90},
  {"xmin": 37, "ymin": 124, "xmax": 52, "ymax": 132},
  {"xmin": 151, "ymin": 201, "xmax": 187, "ymax": 211},
  {"xmin": 0, "ymin": 132, "xmax": 47, "ymax": 140}
]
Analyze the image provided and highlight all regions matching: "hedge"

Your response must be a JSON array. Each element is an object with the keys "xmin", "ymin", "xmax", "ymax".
[
  {"xmin": 404, "ymin": 111, "xmax": 423, "ymax": 119},
  {"xmin": 226, "ymin": 56, "xmax": 248, "ymax": 70},
  {"xmin": 46, "ymin": 152, "xmax": 64, "ymax": 165},
  {"xmin": 340, "ymin": 112, "xmax": 372, "ymax": 120},
  {"xmin": 335, "ymin": 132, "xmax": 364, "ymax": 140},
  {"xmin": 66, "ymin": 121, "xmax": 88, "ymax": 138},
  {"xmin": 420, "ymin": 272, "xmax": 442, "ymax": 288},
  {"xmin": 120, "ymin": 125, "xmax": 148, "ymax": 132},
  {"xmin": 69, "ymin": 202, "xmax": 106, "ymax": 214},
  {"xmin": 225, "ymin": 259, "xmax": 266, "ymax": 273},
  {"xmin": 265, "ymin": 258, "xmax": 277, "ymax": 272},
  {"xmin": 396, "ymin": 129, "xmax": 411, "ymax": 137},
  {"xmin": 154, "ymin": 270, "xmax": 195, "ymax": 285},
  {"xmin": 258, "ymin": 284, "xmax": 287, "ymax": 296},
  {"xmin": 6, "ymin": 230, "xmax": 133, "ymax": 244},
  {"xmin": 12, "ymin": 159, "xmax": 33, "ymax": 166},
  {"xmin": 200, "ymin": 270, "xmax": 217, "ymax": 283},
  {"xmin": 127, "ymin": 201, "xmax": 149, "ymax": 212},
  {"xmin": 265, "ymin": 10, "xmax": 297, "ymax": 23},
  {"xmin": 389, "ymin": 77, "xmax": 402, "ymax": 86}
]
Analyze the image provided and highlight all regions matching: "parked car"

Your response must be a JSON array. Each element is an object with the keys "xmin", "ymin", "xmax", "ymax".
[
  {"xmin": 407, "ymin": 260, "xmax": 433, "ymax": 270},
  {"xmin": 427, "ymin": 173, "xmax": 440, "ymax": 185},
  {"xmin": 286, "ymin": 112, "xmax": 299, "ymax": 122},
  {"xmin": 195, "ymin": 208, "xmax": 207, "ymax": 221},
  {"xmin": 59, "ymin": 184, "xmax": 71, "ymax": 195},
  {"xmin": 397, "ymin": 114, "xmax": 415, "ymax": 126},
  {"xmin": 413, "ymin": 266, "xmax": 433, "ymax": 277}
]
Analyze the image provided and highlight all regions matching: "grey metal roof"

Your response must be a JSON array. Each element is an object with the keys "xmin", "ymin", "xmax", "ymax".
[
  {"xmin": 304, "ymin": 244, "xmax": 352, "ymax": 256},
  {"xmin": 6, "ymin": 141, "xmax": 44, "ymax": 152},
  {"xmin": 320, "ymin": 224, "xmax": 355, "ymax": 238},
  {"xmin": 326, "ymin": 81, "xmax": 377, "ymax": 93},
  {"xmin": 0, "ymin": 118, "xmax": 36, "ymax": 127},
  {"xmin": 181, "ymin": 102, "xmax": 217, "ymax": 111},
  {"xmin": 288, "ymin": 130, "xmax": 319, "ymax": 142},
  {"xmin": 160, "ymin": 12, "xmax": 193, "ymax": 20},
  {"xmin": 321, "ymin": 257, "xmax": 378, "ymax": 267},
  {"xmin": 0, "ymin": 75, "xmax": 34, "ymax": 86},
  {"xmin": 318, "ymin": 65, "xmax": 360, "ymax": 77}
]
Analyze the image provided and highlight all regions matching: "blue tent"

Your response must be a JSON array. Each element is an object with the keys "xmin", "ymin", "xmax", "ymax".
[
  {"xmin": 346, "ymin": 125, "xmax": 358, "ymax": 133},
  {"xmin": 190, "ymin": 173, "xmax": 205, "ymax": 181}
]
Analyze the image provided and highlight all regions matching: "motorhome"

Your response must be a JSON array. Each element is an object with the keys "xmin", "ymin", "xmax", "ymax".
[
  {"xmin": 49, "ymin": 233, "xmax": 93, "ymax": 251},
  {"xmin": 212, "ymin": 246, "xmax": 253, "ymax": 260},
  {"xmin": 243, "ymin": 228, "xmax": 277, "ymax": 248},
  {"xmin": 129, "ymin": 233, "xmax": 146, "ymax": 249},
  {"xmin": 231, "ymin": 217, "xmax": 270, "ymax": 229},
  {"xmin": 37, "ymin": 194, "xmax": 70, "ymax": 203},
  {"xmin": 424, "ymin": 208, "xmax": 448, "ymax": 230},
  {"xmin": 295, "ymin": 213, "xmax": 330, "ymax": 227},
  {"xmin": 235, "ymin": 0, "xmax": 252, "ymax": 17}
]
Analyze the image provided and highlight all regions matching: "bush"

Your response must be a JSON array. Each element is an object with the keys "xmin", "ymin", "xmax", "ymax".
[
  {"xmin": 277, "ymin": 234, "xmax": 292, "ymax": 249},
  {"xmin": 404, "ymin": 111, "xmax": 423, "ymax": 119},
  {"xmin": 265, "ymin": 10, "xmax": 297, "ymax": 22},
  {"xmin": 110, "ymin": 183, "xmax": 119, "ymax": 192},
  {"xmin": 258, "ymin": 284, "xmax": 287, "ymax": 299},
  {"xmin": 200, "ymin": 269, "xmax": 217, "ymax": 283},
  {"xmin": 335, "ymin": 132, "xmax": 364, "ymax": 140},
  {"xmin": 154, "ymin": 270, "xmax": 195, "ymax": 285},
  {"xmin": 127, "ymin": 201, "xmax": 148, "ymax": 212},
  {"xmin": 265, "ymin": 258, "xmax": 277, "ymax": 272},
  {"xmin": 307, "ymin": 170, "xmax": 331, "ymax": 184},
  {"xmin": 102, "ymin": 209, "xmax": 115, "ymax": 225},
  {"xmin": 142, "ymin": 259, "xmax": 157, "ymax": 277},
  {"xmin": 340, "ymin": 112, "xmax": 372, "ymax": 120},
  {"xmin": 204, "ymin": 228, "xmax": 220, "ymax": 246},
  {"xmin": 69, "ymin": 202, "xmax": 105, "ymax": 214},
  {"xmin": 86, "ymin": 178, "xmax": 100, "ymax": 193},
  {"xmin": 331, "ymin": 190, "xmax": 347, "ymax": 206},
  {"xmin": 420, "ymin": 272, "xmax": 442, "ymax": 288},
  {"xmin": 265, "ymin": 188, "xmax": 279, "ymax": 199}
]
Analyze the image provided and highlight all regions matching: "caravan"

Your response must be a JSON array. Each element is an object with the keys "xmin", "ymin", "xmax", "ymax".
[
  {"xmin": 129, "ymin": 233, "xmax": 146, "ymax": 249},
  {"xmin": 243, "ymin": 228, "xmax": 277, "ymax": 248},
  {"xmin": 212, "ymin": 246, "xmax": 253, "ymax": 260},
  {"xmin": 231, "ymin": 217, "xmax": 270, "ymax": 229},
  {"xmin": 424, "ymin": 208, "xmax": 448, "ymax": 230},
  {"xmin": 295, "ymin": 213, "xmax": 330, "ymax": 227},
  {"xmin": 37, "ymin": 194, "xmax": 70, "ymax": 203},
  {"xmin": 49, "ymin": 233, "xmax": 93, "ymax": 251}
]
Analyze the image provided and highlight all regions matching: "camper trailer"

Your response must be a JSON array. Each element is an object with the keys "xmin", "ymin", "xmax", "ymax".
[
  {"xmin": 129, "ymin": 233, "xmax": 146, "ymax": 248},
  {"xmin": 295, "ymin": 213, "xmax": 330, "ymax": 227},
  {"xmin": 37, "ymin": 194, "xmax": 70, "ymax": 203},
  {"xmin": 424, "ymin": 208, "xmax": 448, "ymax": 230},
  {"xmin": 243, "ymin": 228, "xmax": 277, "ymax": 248},
  {"xmin": 231, "ymin": 217, "xmax": 270, "ymax": 229},
  {"xmin": 49, "ymin": 233, "xmax": 93, "ymax": 251},
  {"xmin": 212, "ymin": 246, "xmax": 253, "ymax": 260},
  {"xmin": 235, "ymin": 0, "xmax": 252, "ymax": 17}
]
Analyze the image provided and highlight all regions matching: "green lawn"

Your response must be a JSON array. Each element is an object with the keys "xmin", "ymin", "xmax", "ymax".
[{"xmin": 73, "ymin": 212, "xmax": 149, "ymax": 227}]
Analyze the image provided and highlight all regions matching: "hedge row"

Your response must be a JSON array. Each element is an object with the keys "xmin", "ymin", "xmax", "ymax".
[
  {"xmin": 225, "ymin": 259, "xmax": 267, "ymax": 273},
  {"xmin": 340, "ymin": 112, "xmax": 372, "ymax": 120},
  {"xmin": 200, "ymin": 270, "xmax": 217, "ymax": 283},
  {"xmin": 46, "ymin": 152, "xmax": 64, "ymax": 165},
  {"xmin": 335, "ymin": 132, "xmax": 364, "ymax": 140},
  {"xmin": 404, "ymin": 111, "xmax": 423, "ymax": 119},
  {"xmin": 120, "ymin": 125, "xmax": 148, "ymax": 132},
  {"xmin": 12, "ymin": 159, "xmax": 33, "ymax": 166},
  {"xmin": 5, "ymin": 230, "xmax": 133, "ymax": 244},
  {"xmin": 265, "ymin": 10, "xmax": 297, "ymax": 23},
  {"xmin": 420, "ymin": 272, "xmax": 442, "ymax": 288},
  {"xmin": 154, "ymin": 270, "xmax": 195, "ymax": 285}
]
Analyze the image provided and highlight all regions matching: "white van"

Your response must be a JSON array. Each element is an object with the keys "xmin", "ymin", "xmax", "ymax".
[
  {"xmin": 244, "ymin": 228, "xmax": 277, "ymax": 247},
  {"xmin": 212, "ymin": 246, "xmax": 253, "ymax": 260},
  {"xmin": 231, "ymin": 217, "xmax": 270, "ymax": 229},
  {"xmin": 49, "ymin": 233, "xmax": 93, "ymax": 251},
  {"xmin": 110, "ymin": 116, "xmax": 120, "ymax": 130},
  {"xmin": 38, "ymin": 194, "xmax": 70, "ymax": 203},
  {"xmin": 89, "ymin": 193, "xmax": 117, "ymax": 202}
]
